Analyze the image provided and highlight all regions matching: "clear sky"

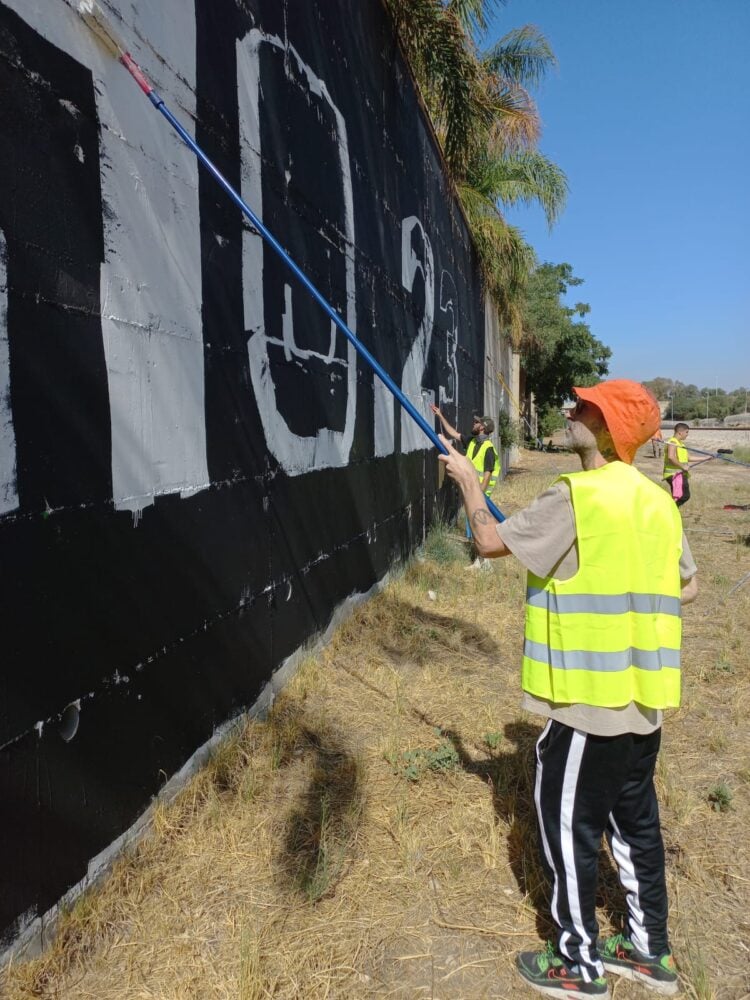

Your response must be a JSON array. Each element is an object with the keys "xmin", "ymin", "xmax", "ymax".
[{"xmin": 488, "ymin": 0, "xmax": 749, "ymax": 390}]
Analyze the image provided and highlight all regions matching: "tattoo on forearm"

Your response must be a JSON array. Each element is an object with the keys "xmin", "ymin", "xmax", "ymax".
[{"xmin": 471, "ymin": 509, "xmax": 493, "ymax": 528}]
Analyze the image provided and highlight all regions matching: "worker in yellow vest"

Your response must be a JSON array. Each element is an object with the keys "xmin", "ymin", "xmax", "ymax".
[
  {"xmin": 430, "ymin": 405, "xmax": 499, "ymax": 564},
  {"xmin": 466, "ymin": 422, "xmax": 500, "ymax": 496},
  {"xmin": 663, "ymin": 422, "xmax": 712, "ymax": 507},
  {"xmin": 438, "ymin": 380, "xmax": 698, "ymax": 999}
]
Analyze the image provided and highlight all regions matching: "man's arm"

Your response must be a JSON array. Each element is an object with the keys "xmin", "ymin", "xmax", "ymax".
[
  {"xmin": 430, "ymin": 404, "xmax": 462, "ymax": 442},
  {"xmin": 478, "ymin": 471, "xmax": 491, "ymax": 493},
  {"xmin": 681, "ymin": 574, "xmax": 698, "ymax": 604},
  {"xmin": 437, "ymin": 436, "xmax": 510, "ymax": 557}
]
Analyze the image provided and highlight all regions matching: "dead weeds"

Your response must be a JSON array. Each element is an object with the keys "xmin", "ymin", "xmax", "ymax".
[{"xmin": 2, "ymin": 448, "xmax": 748, "ymax": 999}]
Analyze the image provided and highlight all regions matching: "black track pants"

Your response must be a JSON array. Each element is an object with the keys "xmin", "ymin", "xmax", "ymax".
[{"xmin": 534, "ymin": 721, "xmax": 669, "ymax": 981}]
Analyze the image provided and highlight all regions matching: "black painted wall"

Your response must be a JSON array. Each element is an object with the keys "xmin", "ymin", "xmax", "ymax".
[{"xmin": 0, "ymin": 0, "xmax": 486, "ymax": 946}]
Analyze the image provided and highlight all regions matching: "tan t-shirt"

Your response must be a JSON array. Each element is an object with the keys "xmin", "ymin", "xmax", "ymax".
[{"xmin": 497, "ymin": 481, "xmax": 697, "ymax": 736}]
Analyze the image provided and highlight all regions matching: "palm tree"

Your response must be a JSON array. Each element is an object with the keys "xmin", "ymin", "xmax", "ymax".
[{"xmin": 384, "ymin": 1, "xmax": 567, "ymax": 344}]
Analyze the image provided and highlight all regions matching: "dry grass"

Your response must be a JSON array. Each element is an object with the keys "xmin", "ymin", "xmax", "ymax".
[{"xmin": 2, "ymin": 449, "xmax": 749, "ymax": 999}]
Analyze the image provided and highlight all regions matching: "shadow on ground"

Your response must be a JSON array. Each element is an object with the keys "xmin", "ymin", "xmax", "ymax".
[
  {"xmin": 372, "ymin": 596, "xmax": 501, "ymax": 669},
  {"xmin": 271, "ymin": 712, "xmax": 363, "ymax": 904}
]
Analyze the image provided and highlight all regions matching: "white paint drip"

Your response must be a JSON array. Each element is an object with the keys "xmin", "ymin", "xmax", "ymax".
[
  {"xmin": 74, "ymin": 144, "xmax": 85, "ymax": 163},
  {"xmin": 239, "ymin": 29, "xmax": 357, "ymax": 475},
  {"xmin": 59, "ymin": 98, "xmax": 81, "ymax": 117},
  {"xmin": 0, "ymin": 229, "xmax": 19, "ymax": 515}
]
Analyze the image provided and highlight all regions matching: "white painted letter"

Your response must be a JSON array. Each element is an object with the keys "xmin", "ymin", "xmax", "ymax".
[
  {"xmin": 399, "ymin": 216, "xmax": 435, "ymax": 454},
  {"xmin": 438, "ymin": 269, "xmax": 459, "ymax": 409},
  {"xmin": 374, "ymin": 217, "xmax": 436, "ymax": 457},
  {"xmin": 98, "ymin": 2, "xmax": 208, "ymax": 514},
  {"xmin": 7, "ymin": 0, "xmax": 210, "ymax": 516},
  {"xmin": 238, "ymin": 30, "xmax": 357, "ymax": 475}
]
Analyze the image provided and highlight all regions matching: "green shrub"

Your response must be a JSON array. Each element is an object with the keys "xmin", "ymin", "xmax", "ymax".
[
  {"xmin": 708, "ymin": 783, "xmax": 733, "ymax": 812},
  {"xmin": 496, "ymin": 408, "xmax": 520, "ymax": 450}
]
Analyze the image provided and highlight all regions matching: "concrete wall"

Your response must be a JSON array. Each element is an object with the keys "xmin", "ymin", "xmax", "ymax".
[{"xmin": 483, "ymin": 299, "xmax": 520, "ymax": 473}]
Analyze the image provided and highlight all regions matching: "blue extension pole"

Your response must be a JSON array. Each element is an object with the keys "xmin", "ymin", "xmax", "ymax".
[
  {"xmin": 82, "ymin": 15, "xmax": 506, "ymax": 523},
  {"xmin": 686, "ymin": 446, "xmax": 750, "ymax": 470}
]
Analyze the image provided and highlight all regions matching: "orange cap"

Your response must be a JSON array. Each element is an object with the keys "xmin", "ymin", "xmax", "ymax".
[{"xmin": 572, "ymin": 379, "xmax": 660, "ymax": 464}]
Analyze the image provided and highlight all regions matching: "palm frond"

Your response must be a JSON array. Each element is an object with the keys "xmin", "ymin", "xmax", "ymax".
[
  {"xmin": 384, "ymin": 0, "xmax": 494, "ymax": 173},
  {"xmin": 468, "ymin": 150, "xmax": 568, "ymax": 227},
  {"xmin": 482, "ymin": 26, "xmax": 556, "ymax": 88},
  {"xmin": 484, "ymin": 80, "xmax": 540, "ymax": 152},
  {"xmin": 384, "ymin": 0, "xmax": 561, "ymax": 329},
  {"xmin": 446, "ymin": 0, "xmax": 503, "ymax": 36},
  {"xmin": 457, "ymin": 185, "xmax": 536, "ymax": 345}
]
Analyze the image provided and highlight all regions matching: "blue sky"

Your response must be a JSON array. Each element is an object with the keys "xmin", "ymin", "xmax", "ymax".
[{"xmin": 488, "ymin": 0, "xmax": 749, "ymax": 390}]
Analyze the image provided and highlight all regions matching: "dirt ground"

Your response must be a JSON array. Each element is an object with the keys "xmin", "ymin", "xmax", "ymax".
[{"xmin": 3, "ymin": 447, "xmax": 749, "ymax": 1000}]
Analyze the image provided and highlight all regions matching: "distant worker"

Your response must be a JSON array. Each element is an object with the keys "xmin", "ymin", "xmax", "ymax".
[
  {"xmin": 438, "ymin": 379, "xmax": 697, "ymax": 998},
  {"xmin": 663, "ymin": 423, "xmax": 712, "ymax": 508},
  {"xmin": 651, "ymin": 428, "xmax": 663, "ymax": 458},
  {"xmin": 430, "ymin": 405, "xmax": 499, "ymax": 502},
  {"xmin": 430, "ymin": 405, "xmax": 499, "ymax": 562}
]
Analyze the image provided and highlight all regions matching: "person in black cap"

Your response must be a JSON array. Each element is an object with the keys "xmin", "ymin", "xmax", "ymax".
[{"xmin": 430, "ymin": 406, "xmax": 499, "ymax": 565}]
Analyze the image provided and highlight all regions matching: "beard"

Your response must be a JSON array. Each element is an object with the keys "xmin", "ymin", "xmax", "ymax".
[{"xmin": 564, "ymin": 420, "xmax": 599, "ymax": 454}]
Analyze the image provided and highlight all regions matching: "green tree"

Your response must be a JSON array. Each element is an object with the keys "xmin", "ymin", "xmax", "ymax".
[
  {"xmin": 521, "ymin": 263, "xmax": 611, "ymax": 416},
  {"xmin": 642, "ymin": 377, "xmax": 676, "ymax": 402},
  {"xmin": 645, "ymin": 379, "xmax": 749, "ymax": 421}
]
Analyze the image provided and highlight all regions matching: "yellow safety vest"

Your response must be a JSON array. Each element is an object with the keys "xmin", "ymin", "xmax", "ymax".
[
  {"xmin": 663, "ymin": 436, "xmax": 688, "ymax": 479},
  {"xmin": 522, "ymin": 462, "xmax": 683, "ymax": 709},
  {"xmin": 466, "ymin": 438, "xmax": 499, "ymax": 495}
]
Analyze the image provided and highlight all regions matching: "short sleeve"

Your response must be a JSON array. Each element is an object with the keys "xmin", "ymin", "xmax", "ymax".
[
  {"xmin": 680, "ymin": 532, "xmax": 697, "ymax": 581},
  {"xmin": 497, "ymin": 483, "xmax": 576, "ymax": 578}
]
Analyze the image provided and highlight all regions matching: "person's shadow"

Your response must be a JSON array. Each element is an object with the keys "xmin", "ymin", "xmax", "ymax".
[{"xmin": 440, "ymin": 720, "xmax": 628, "ymax": 939}]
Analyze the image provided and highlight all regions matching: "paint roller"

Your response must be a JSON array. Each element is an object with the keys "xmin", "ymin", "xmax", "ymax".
[{"xmin": 76, "ymin": 1, "xmax": 505, "ymax": 522}]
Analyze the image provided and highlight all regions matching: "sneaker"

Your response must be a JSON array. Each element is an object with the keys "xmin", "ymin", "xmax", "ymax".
[
  {"xmin": 600, "ymin": 934, "xmax": 679, "ymax": 995},
  {"xmin": 516, "ymin": 944, "xmax": 611, "ymax": 998}
]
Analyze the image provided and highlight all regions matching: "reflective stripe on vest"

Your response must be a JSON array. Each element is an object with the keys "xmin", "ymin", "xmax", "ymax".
[
  {"xmin": 663, "ymin": 436, "xmax": 688, "ymax": 479},
  {"xmin": 467, "ymin": 438, "xmax": 499, "ymax": 494},
  {"xmin": 523, "ymin": 640, "xmax": 682, "ymax": 672},
  {"xmin": 526, "ymin": 587, "xmax": 682, "ymax": 617},
  {"xmin": 521, "ymin": 462, "xmax": 684, "ymax": 710}
]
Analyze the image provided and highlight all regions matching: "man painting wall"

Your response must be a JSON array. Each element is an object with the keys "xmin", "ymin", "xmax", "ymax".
[{"xmin": 438, "ymin": 379, "xmax": 696, "ymax": 999}]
